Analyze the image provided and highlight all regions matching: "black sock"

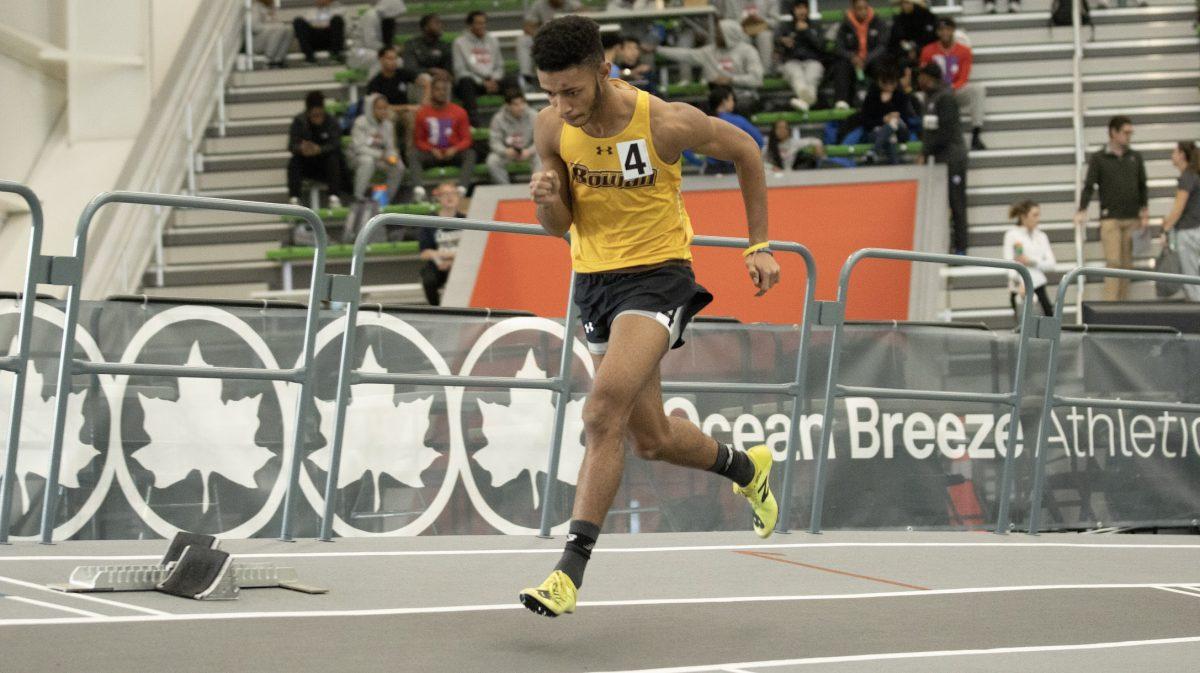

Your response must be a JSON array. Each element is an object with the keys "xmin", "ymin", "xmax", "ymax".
[
  {"xmin": 554, "ymin": 520, "xmax": 600, "ymax": 589},
  {"xmin": 709, "ymin": 442, "xmax": 755, "ymax": 487}
]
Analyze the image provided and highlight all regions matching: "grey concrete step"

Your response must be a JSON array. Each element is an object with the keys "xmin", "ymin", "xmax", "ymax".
[
  {"xmin": 975, "ymin": 51, "xmax": 1199, "ymax": 79},
  {"xmin": 985, "ymin": 104, "xmax": 1200, "ymax": 132},
  {"xmin": 968, "ymin": 18, "xmax": 1197, "ymax": 47},
  {"xmin": 968, "ymin": 157, "xmax": 1177, "ymax": 187},
  {"xmin": 967, "ymin": 221, "xmax": 1103, "ymax": 248},
  {"xmin": 163, "ymin": 240, "xmax": 280, "ymax": 265},
  {"xmin": 163, "ymin": 222, "xmax": 295, "ymax": 247},
  {"xmin": 974, "ymin": 36, "xmax": 1198, "ymax": 64},
  {"xmin": 230, "ymin": 65, "xmax": 342, "ymax": 88},
  {"xmin": 171, "ymin": 209, "xmax": 281, "ymax": 228},
  {"xmin": 203, "ymin": 133, "xmax": 286, "ymax": 156},
  {"xmin": 967, "ymin": 196, "xmax": 1177, "ymax": 230},
  {"xmin": 967, "ymin": 142, "xmax": 1176, "ymax": 169},
  {"xmin": 967, "ymin": 177, "xmax": 1177, "ymax": 206},
  {"xmin": 201, "ymin": 150, "xmax": 291, "ymax": 173},
  {"xmin": 226, "ymin": 81, "xmax": 348, "ymax": 105},
  {"xmin": 981, "ymin": 121, "xmax": 1200, "ymax": 150},
  {"xmin": 984, "ymin": 87, "xmax": 1199, "ymax": 115},
  {"xmin": 981, "ymin": 71, "xmax": 1199, "ymax": 97}
]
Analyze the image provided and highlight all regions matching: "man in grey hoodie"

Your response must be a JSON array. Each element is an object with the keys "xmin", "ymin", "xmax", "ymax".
[
  {"xmin": 716, "ymin": 0, "xmax": 782, "ymax": 75},
  {"xmin": 656, "ymin": 19, "xmax": 764, "ymax": 114},
  {"xmin": 350, "ymin": 93, "xmax": 404, "ymax": 202},
  {"xmin": 485, "ymin": 91, "xmax": 541, "ymax": 184},
  {"xmin": 452, "ymin": 10, "xmax": 514, "ymax": 125}
]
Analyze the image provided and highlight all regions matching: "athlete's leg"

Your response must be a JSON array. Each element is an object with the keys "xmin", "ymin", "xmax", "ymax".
[
  {"xmin": 626, "ymin": 368, "xmax": 719, "ymax": 470},
  {"xmin": 570, "ymin": 313, "xmax": 669, "ymax": 525}
]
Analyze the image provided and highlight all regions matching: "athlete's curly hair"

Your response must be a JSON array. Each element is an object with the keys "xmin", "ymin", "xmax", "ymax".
[{"xmin": 532, "ymin": 16, "xmax": 603, "ymax": 72}]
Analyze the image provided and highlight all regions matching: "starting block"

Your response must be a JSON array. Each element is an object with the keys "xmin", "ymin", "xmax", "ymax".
[{"xmin": 48, "ymin": 532, "xmax": 327, "ymax": 600}]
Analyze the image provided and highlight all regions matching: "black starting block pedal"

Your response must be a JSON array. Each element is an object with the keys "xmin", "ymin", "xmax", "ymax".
[
  {"xmin": 156, "ymin": 545, "xmax": 236, "ymax": 600},
  {"xmin": 161, "ymin": 532, "xmax": 219, "ymax": 566}
]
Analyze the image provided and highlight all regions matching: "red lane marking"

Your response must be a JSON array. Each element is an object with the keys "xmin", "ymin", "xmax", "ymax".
[{"xmin": 735, "ymin": 550, "xmax": 930, "ymax": 591}]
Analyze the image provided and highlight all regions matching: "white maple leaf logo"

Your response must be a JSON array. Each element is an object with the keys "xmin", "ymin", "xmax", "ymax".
[
  {"xmin": 0, "ymin": 338, "xmax": 100, "ymax": 514},
  {"xmin": 131, "ymin": 342, "xmax": 273, "ymax": 513},
  {"xmin": 308, "ymin": 346, "xmax": 441, "ymax": 512},
  {"xmin": 474, "ymin": 350, "xmax": 585, "ymax": 509}
]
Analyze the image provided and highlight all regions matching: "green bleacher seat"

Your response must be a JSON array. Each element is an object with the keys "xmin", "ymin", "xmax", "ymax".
[
  {"xmin": 820, "ymin": 141, "xmax": 924, "ymax": 157},
  {"xmin": 751, "ymin": 109, "xmax": 855, "ymax": 125},
  {"xmin": 327, "ymin": 100, "xmax": 349, "ymax": 116},
  {"xmin": 283, "ymin": 202, "xmax": 438, "ymax": 223},
  {"xmin": 267, "ymin": 240, "xmax": 420, "ymax": 262},
  {"xmin": 334, "ymin": 69, "xmax": 368, "ymax": 84},
  {"xmin": 423, "ymin": 160, "xmax": 531, "ymax": 180}
]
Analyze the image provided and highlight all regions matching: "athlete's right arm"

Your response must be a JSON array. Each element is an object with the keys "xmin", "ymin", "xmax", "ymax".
[{"xmin": 529, "ymin": 108, "xmax": 573, "ymax": 238}]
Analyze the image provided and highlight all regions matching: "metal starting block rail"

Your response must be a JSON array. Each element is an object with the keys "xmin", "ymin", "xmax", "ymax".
[{"xmin": 48, "ymin": 533, "xmax": 327, "ymax": 600}]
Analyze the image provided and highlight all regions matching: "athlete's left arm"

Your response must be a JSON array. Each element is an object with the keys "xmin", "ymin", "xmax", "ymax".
[{"xmin": 661, "ymin": 101, "xmax": 780, "ymax": 294}]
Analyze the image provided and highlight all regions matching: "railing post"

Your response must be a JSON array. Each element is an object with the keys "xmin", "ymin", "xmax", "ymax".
[
  {"xmin": 184, "ymin": 102, "xmax": 197, "ymax": 196},
  {"xmin": 0, "ymin": 182, "xmax": 46, "ymax": 544},
  {"xmin": 1071, "ymin": 0, "xmax": 1086, "ymax": 324},
  {"xmin": 537, "ymin": 277, "xmax": 581, "ymax": 538},
  {"xmin": 243, "ymin": 0, "xmax": 254, "ymax": 72}
]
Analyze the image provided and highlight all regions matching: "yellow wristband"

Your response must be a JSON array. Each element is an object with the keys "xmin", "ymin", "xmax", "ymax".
[{"xmin": 743, "ymin": 242, "xmax": 770, "ymax": 257}]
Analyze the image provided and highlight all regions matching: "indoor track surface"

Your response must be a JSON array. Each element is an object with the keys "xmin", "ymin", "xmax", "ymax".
[{"xmin": 2, "ymin": 531, "xmax": 1199, "ymax": 672}]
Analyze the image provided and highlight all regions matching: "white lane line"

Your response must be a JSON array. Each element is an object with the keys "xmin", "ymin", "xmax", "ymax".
[
  {"xmin": 593, "ymin": 636, "xmax": 1200, "ymax": 673},
  {"xmin": 0, "ymin": 575, "xmax": 168, "ymax": 616},
  {"xmin": 0, "ymin": 582, "xmax": 1192, "ymax": 627},
  {"xmin": 4, "ymin": 596, "xmax": 104, "ymax": 618},
  {"xmin": 720, "ymin": 668, "xmax": 757, "ymax": 673},
  {"xmin": 2, "ymin": 540, "xmax": 1199, "ymax": 562},
  {"xmin": 1155, "ymin": 586, "xmax": 1200, "ymax": 600}
]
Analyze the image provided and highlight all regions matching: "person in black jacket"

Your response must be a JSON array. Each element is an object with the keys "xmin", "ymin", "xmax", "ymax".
[
  {"xmin": 829, "ymin": 0, "xmax": 890, "ymax": 109},
  {"xmin": 403, "ymin": 14, "xmax": 454, "ymax": 78},
  {"xmin": 916, "ymin": 63, "xmax": 969, "ymax": 254},
  {"xmin": 775, "ymin": 0, "xmax": 825, "ymax": 112},
  {"xmin": 287, "ymin": 91, "xmax": 351, "ymax": 206},
  {"xmin": 887, "ymin": 0, "xmax": 937, "ymax": 75},
  {"xmin": 860, "ymin": 63, "xmax": 915, "ymax": 165}
]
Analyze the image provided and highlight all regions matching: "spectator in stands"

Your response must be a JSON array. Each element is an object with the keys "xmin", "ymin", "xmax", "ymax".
[
  {"xmin": 860, "ymin": 63, "xmax": 915, "ymax": 165},
  {"xmin": 419, "ymin": 182, "xmax": 465, "ymax": 305},
  {"xmin": 292, "ymin": 0, "xmax": 345, "ymax": 64},
  {"xmin": 1073, "ymin": 116, "xmax": 1148, "ymax": 301},
  {"xmin": 520, "ymin": 0, "xmax": 583, "ymax": 90},
  {"xmin": 350, "ymin": 94, "xmax": 405, "ymax": 203},
  {"xmin": 375, "ymin": 0, "xmax": 407, "ymax": 48},
  {"xmin": 346, "ymin": 7, "xmax": 386, "ymax": 74},
  {"xmin": 613, "ymin": 35, "xmax": 660, "ymax": 96},
  {"xmin": 718, "ymin": 0, "xmax": 783, "ymax": 75},
  {"xmin": 404, "ymin": 14, "xmax": 454, "ymax": 79},
  {"xmin": 764, "ymin": 119, "xmax": 825, "ymax": 172},
  {"xmin": 408, "ymin": 74, "xmax": 477, "ymax": 197},
  {"xmin": 606, "ymin": 0, "xmax": 659, "ymax": 50},
  {"xmin": 453, "ymin": 11, "xmax": 513, "ymax": 125},
  {"xmin": 657, "ymin": 20, "xmax": 764, "ymax": 115},
  {"xmin": 699, "ymin": 86, "xmax": 764, "ymax": 174},
  {"xmin": 916, "ymin": 63, "xmax": 969, "ymax": 255},
  {"xmin": 486, "ymin": 91, "xmax": 539, "ymax": 184},
  {"xmin": 1004, "ymin": 200, "xmax": 1056, "ymax": 317},
  {"xmin": 829, "ymin": 0, "xmax": 890, "ymax": 110},
  {"xmin": 368, "ymin": 46, "xmax": 422, "ymax": 108},
  {"xmin": 886, "ymin": 0, "xmax": 937, "ymax": 75},
  {"xmin": 288, "ymin": 91, "xmax": 351, "ymax": 207},
  {"xmin": 775, "ymin": 0, "xmax": 825, "ymax": 113},
  {"xmin": 920, "ymin": 18, "xmax": 986, "ymax": 150},
  {"xmin": 250, "ymin": 0, "xmax": 292, "ymax": 69},
  {"xmin": 1160, "ymin": 141, "xmax": 1200, "ymax": 300},
  {"xmin": 603, "ymin": 32, "xmax": 622, "ymax": 78}
]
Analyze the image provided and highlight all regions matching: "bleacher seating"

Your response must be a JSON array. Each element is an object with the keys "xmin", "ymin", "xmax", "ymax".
[{"xmin": 144, "ymin": 0, "xmax": 1198, "ymax": 314}]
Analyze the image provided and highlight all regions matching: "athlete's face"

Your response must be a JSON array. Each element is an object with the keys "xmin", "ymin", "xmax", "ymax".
[{"xmin": 538, "ymin": 62, "xmax": 607, "ymax": 128}]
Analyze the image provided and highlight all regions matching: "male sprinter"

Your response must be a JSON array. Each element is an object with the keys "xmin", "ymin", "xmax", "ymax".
[{"xmin": 518, "ymin": 16, "xmax": 781, "ymax": 618}]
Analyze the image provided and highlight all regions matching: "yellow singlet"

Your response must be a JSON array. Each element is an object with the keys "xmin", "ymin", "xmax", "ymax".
[{"xmin": 559, "ymin": 80, "xmax": 693, "ymax": 273}]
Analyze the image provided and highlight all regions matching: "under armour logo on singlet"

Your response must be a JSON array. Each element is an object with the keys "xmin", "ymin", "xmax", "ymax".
[{"xmin": 595, "ymin": 145, "xmax": 613, "ymax": 155}]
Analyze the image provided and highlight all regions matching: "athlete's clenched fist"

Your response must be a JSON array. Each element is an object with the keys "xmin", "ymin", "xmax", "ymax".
[{"xmin": 529, "ymin": 170, "xmax": 562, "ymax": 206}]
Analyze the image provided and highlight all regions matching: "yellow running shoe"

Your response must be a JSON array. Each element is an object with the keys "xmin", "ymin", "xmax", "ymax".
[
  {"xmin": 734, "ymin": 444, "xmax": 778, "ymax": 538},
  {"xmin": 519, "ymin": 570, "xmax": 577, "ymax": 618}
]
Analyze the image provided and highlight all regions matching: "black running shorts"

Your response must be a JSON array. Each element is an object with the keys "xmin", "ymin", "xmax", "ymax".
[{"xmin": 572, "ymin": 262, "xmax": 714, "ymax": 355}]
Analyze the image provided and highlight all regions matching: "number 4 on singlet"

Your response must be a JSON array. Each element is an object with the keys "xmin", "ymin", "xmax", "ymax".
[{"xmin": 616, "ymin": 139, "xmax": 652, "ymax": 181}]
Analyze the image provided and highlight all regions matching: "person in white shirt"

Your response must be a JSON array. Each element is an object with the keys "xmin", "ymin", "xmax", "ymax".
[{"xmin": 1003, "ymin": 200, "xmax": 1056, "ymax": 317}]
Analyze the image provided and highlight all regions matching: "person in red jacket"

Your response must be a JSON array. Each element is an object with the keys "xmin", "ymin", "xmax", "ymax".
[
  {"xmin": 405, "ymin": 74, "xmax": 478, "ymax": 198},
  {"xmin": 919, "ymin": 17, "xmax": 986, "ymax": 150}
]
